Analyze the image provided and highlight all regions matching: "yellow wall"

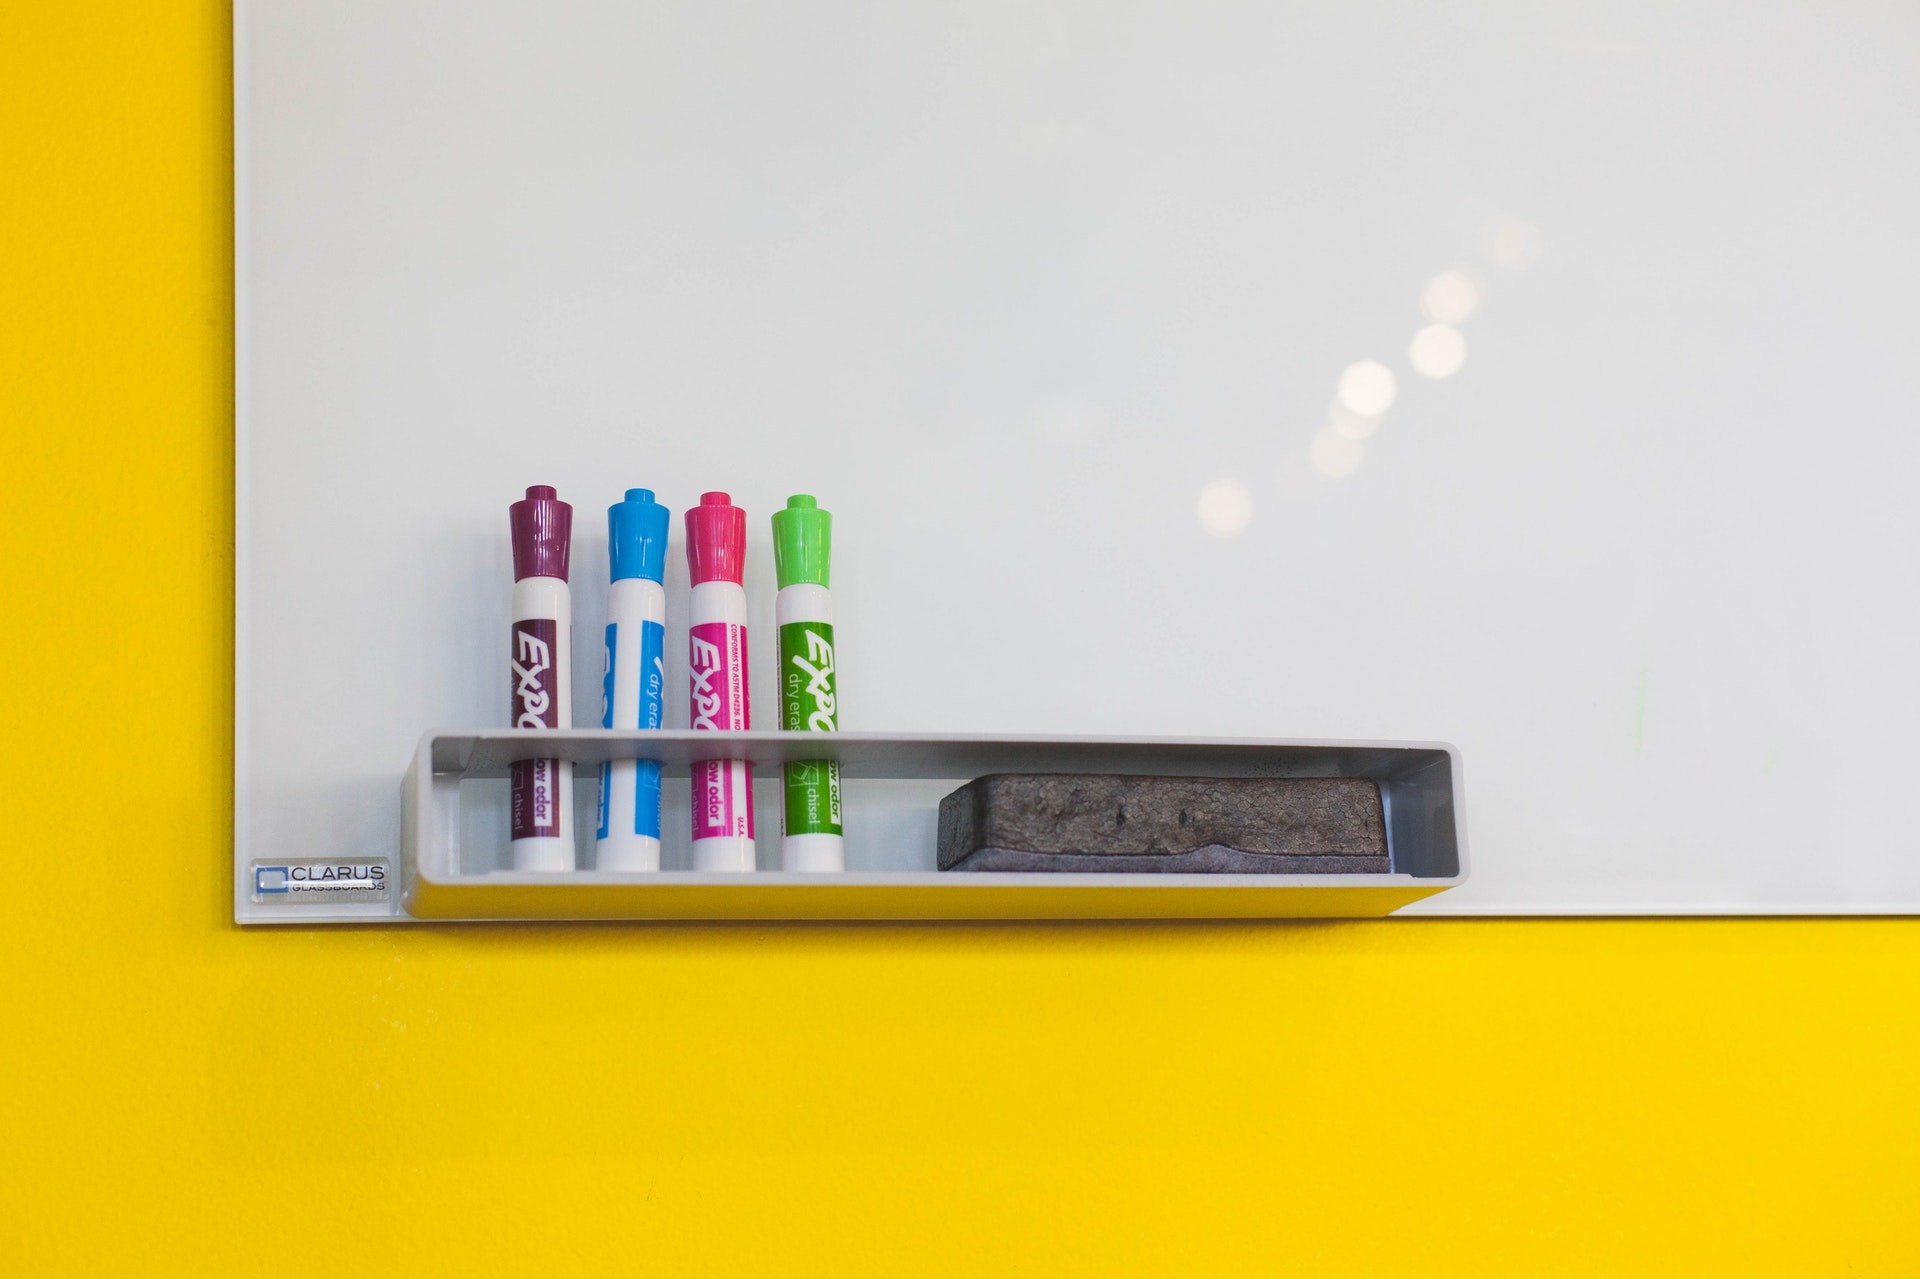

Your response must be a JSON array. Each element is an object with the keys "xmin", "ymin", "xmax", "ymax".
[{"xmin": 5, "ymin": 6, "xmax": 1918, "ymax": 1273}]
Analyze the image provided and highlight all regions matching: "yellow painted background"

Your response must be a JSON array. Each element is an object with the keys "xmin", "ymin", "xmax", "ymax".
[{"xmin": 5, "ymin": 5, "xmax": 1919, "ymax": 1273}]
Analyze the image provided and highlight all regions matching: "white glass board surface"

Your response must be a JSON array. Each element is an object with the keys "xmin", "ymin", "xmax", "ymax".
[{"xmin": 237, "ymin": 0, "xmax": 1920, "ymax": 913}]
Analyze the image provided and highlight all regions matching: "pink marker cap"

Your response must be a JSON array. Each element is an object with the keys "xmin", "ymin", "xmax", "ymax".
[
  {"xmin": 685, "ymin": 491, "xmax": 746, "ymax": 585},
  {"xmin": 510, "ymin": 485, "xmax": 573, "ymax": 581}
]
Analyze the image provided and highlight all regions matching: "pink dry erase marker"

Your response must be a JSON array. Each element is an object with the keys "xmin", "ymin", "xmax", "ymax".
[
  {"xmin": 686, "ymin": 492, "xmax": 754, "ymax": 872},
  {"xmin": 508, "ymin": 485, "xmax": 576, "ymax": 871}
]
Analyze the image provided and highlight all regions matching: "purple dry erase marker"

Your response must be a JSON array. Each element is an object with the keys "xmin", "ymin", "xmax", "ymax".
[{"xmin": 508, "ymin": 485, "xmax": 575, "ymax": 871}]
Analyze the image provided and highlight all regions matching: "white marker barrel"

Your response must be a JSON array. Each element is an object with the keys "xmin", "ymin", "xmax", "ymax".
[
  {"xmin": 508, "ymin": 486, "xmax": 575, "ymax": 871},
  {"xmin": 595, "ymin": 489, "xmax": 670, "ymax": 872},
  {"xmin": 686, "ymin": 492, "xmax": 755, "ymax": 872},
  {"xmin": 775, "ymin": 581, "xmax": 842, "ymax": 870},
  {"xmin": 772, "ymin": 494, "xmax": 843, "ymax": 872}
]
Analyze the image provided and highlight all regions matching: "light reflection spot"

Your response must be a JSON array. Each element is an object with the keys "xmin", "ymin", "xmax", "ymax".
[
  {"xmin": 1421, "ymin": 268, "xmax": 1484, "ymax": 324},
  {"xmin": 1196, "ymin": 479, "xmax": 1253, "ymax": 538},
  {"xmin": 1337, "ymin": 360, "xmax": 1397, "ymax": 417},
  {"xmin": 1409, "ymin": 324, "xmax": 1467, "ymax": 378},
  {"xmin": 1482, "ymin": 217, "xmax": 1544, "ymax": 271},
  {"xmin": 1309, "ymin": 430, "xmax": 1365, "ymax": 479}
]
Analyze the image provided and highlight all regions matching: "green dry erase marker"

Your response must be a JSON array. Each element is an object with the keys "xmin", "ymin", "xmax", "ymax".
[{"xmin": 773, "ymin": 495, "xmax": 843, "ymax": 870}]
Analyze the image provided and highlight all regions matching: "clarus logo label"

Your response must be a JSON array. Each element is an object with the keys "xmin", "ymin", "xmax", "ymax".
[{"xmin": 251, "ymin": 859, "xmax": 390, "ymax": 903}]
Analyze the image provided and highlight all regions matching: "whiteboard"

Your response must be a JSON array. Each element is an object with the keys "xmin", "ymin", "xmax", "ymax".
[{"xmin": 237, "ymin": 0, "xmax": 1920, "ymax": 914}]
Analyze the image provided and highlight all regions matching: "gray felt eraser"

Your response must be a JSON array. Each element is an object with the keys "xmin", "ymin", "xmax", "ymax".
[{"xmin": 936, "ymin": 774, "xmax": 1389, "ymax": 873}]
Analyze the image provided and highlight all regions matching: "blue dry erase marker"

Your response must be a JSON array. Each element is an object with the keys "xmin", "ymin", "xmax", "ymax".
[{"xmin": 595, "ymin": 489, "xmax": 669, "ymax": 871}]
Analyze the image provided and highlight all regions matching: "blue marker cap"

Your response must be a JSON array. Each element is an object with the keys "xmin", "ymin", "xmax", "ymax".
[{"xmin": 608, "ymin": 488, "xmax": 670, "ymax": 583}]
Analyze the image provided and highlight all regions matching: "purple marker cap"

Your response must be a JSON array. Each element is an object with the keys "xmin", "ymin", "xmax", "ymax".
[{"xmin": 510, "ymin": 485, "xmax": 573, "ymax": 581}]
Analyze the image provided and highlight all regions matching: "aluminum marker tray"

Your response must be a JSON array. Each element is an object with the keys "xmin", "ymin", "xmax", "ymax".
[{"xmin": 375, "ymin": 731, "xmax": 1462, "ymax": 923}]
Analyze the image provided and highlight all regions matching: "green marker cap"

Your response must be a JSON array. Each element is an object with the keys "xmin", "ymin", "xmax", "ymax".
[{"xmin": 772, "ymin": 494, "xmax": 832, "ymax": 589}]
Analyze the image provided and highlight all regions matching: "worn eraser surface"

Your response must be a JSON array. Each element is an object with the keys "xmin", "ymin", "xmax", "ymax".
[{"xmin": 937, "ymin": 774, "xmax": 1390, "ymax": 873}]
